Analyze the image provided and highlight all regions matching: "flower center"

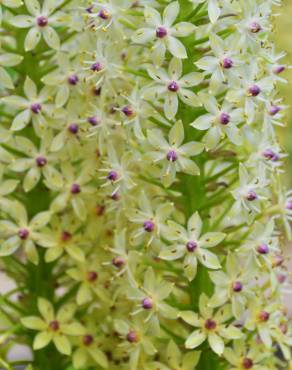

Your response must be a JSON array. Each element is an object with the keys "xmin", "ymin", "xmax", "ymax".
[
  {"xmin": 141, "ymin": 297, "xmax": 153, "ymax": 310},
  {"xmin": 98, "ymin": 9, "xmax": 110, "ymax": 20},
  {"xmin": 143, "ymin": 220, "xmax": 155, "ymax": 232},
  {"xmin": 18, "ymin": 228, "xmax": 29, "ymax": 240},
  {"xmin": 167, "ymin": 81, "xmax": 179, "ymax": 92},
  {"xmin": 156, "ymin": 26, "xmax": 168, "ymax": 38},
  {"xmin": 222, "ymin": 57, "xmax": 233, "ymax": 69},
  {"xmin": 61, "ymin": 231, "xmax": 72, "ymax": 242},
  {"xmin": 219, "ymin": 112, "xmax": 230, "ymax": 125},
  {"xmin": 71, "ymin": 183, "xmax": 81, "ymax": 194},
  {"xmin": 258, "ymin": 310, "xmax": 269, "ymax": 322},
  {"xmin": 83, "ymin": 334, "xmax": 94, "ymax": 346},
  {"xmin": 126, "ymin": 330, "xmax": 139, "ymax": 343},
  {"xmin": 166, "ymin": 149, "xmax": 178, "ymax": 162},
  {"xmin": 246, "ymin": 190, "xmax": 257, "ymax": 201},
  {"xmin": 232, "ymin": 281, "xmax": 243, "ymax": 292},
  {"xmin": 68, "ymin": 74, "xmax": 79, "ymax": 86},
  {"xmin": 112, "ymin": 256, "xmax": 125, "ymax": 268},
  {"xmin": 186, "ymin": 241, "xmax": 197, "ymax": 252},
  {"xmin": 248, "ymin": 85, "xmax": 261, "ymax": 97},
  {"xmin": 204, "ymin": 319, "xmax": 217, "ymax": 331},
  {"xmin": 30, "ymin": 103, "xmax": 42, "ymax": 114},
  {"xmin": 249, "ymin": 21, "xmax": 261, "ymax": 33},
  {"xmin": 35, "ymin": 156, "xmax": 47, "ymax": 167},
  {"xmin": 87, "ymin": 271, "xmax": 98, "ymax": 282},
  {"xmin": 256, "ymin": 243, "xmax": 269, "ymax": 254},
  {"xmin": 91, "ymin": 62, "xmax": 103, "ymax": 72},
  {"xmin": 272, "ymin": 254, "xmax": 284, "ymax": 267},
  {"xmin": 37, "ymin": 16, "xmax": 48, "ymax": 27},
  {"xmin": 49, "ymin": 320, "xmax": 59, "ymax": 331},
  {"xmin": 68, "ymin": 123, "xmax": 79, "ymax": 134},
  {"xmin": 242, "ymin": 358, "xmax": 253, "ymax": 369}
]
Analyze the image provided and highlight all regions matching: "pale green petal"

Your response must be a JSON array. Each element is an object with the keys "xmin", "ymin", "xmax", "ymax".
[
  {"xmin": 179, "ymin": 89, "xmax": 200, "ymax": 107},
  {"xmin": 179, "ymin": 311, "xmax": 200, "ymax": 327},
  {"xmin": 0, "ymin": 236, "xmax": 21, "ymax": 256},
  {"xmin": 185, "ymin": 330, "xmax": 206, "ymax": 349},
  {"xmin": 53, "ymin": 334, "xmax": 71, "ymax": 355},
  {"xmin": 163, "ymin": 1, "xmax": 179, "ymax": 27},
  {"xmin": 30, "ymin": 211, "xmax": 51, "ymax": 230},
  {"xmin": 33, "ymin": 331, "xmax": 53, "ymax": 350},
  {"xmin": 183, "ymin": 351, "xmax": 201, "ymax": 369},
  {"xmin": 199, "ymin": 232, "xmax": 225, "ymax": 248},
  {"xmin": 21, "ymin": 316, "xmax": 46, "ymax": 330},
  {"xmin": 191, "ymin": 114, "xmax": 213, "ymax": 130},
  {"xmin": 11, "ymin": 109, "xmax": 31, "ymax": 131},
  {"xmin": 179, "ymin": 142, "xmax": 204, "ymax": 156},
  {"xmin": 43, "ymin": 26, "xmax": 60, "ymax": 50},
  {"xmin": 204, "ymin": 126, "xmax": 220, "ymax": 150},
  {"xmin": 132, "ymin": 28, "xmax": 155, "ymax": 43},
  {"xmin": 208, "ymin": 0, "xmax": 220, "ymax": 23},
  {"xmin": 73, "ymin": 347, "xmax": 87, "ymax": 369},
  {"xmin": 24, "ymin": 76, "xmax": 37, "ymax": 100},
  {"xmin": 25, "ymin": 27, "xmax": 41, "ymax": 51},
  {"xmin": 56, "ymin": 303, "xmax": 76, "ymax": 322},
  {"xmin": 167, "ymin": 36, "xmax": 187, "ymax": 59},
  {"xmin": 23, "ymin": 167, "xmax": 41, "ymax": 192},
  {"xmin": 10, "ymin": 15, "xmax": 34, "ymax": 28},
  {"xmin": 24, "ymin": 239, "xmax": 39, "ymax": 264},
  {"xmin": 88, "ymin": 347, "xmax": 109, "ymax": 368},
  {"xmin": 61, "ymin": 322, "xmax": 85, "ymax": 336},
  {"xmin": 208, "ymin": 332, "xmax": 224, "ymax": 355},
  {"xmin": 55, "ymin": 84, "xmax": 69, "ymax": 107},
  {"xmin": 164, "ymin": 92, "xmax": 178, "ymax": 120},
  {"xmin": 71, "ymin": 197, "xmax": 86, "ymax": 221},
  {"xmin": 0, "ymin": 67, "xmax": 14, "ymax": 89},
  {"xmin": 169, "ymin": 120, "xmax": 184, "ymax": 147},
  {"xmin": 37, "ymin": 298, "xmax": 54, "ymax": 321},
  {"xmin": 172, "ymin": 22, "xmax": 195, "ymax": 37},
  {"xmin": 168, "ymin": 57, "xmax": 182, "ymax": 80},
  {"xmin": 66, "ymin": 245, "xmax": 85, "ymax": 262},
  {"xmin": 187, "ymin": 211, "xmax": 202, "ymax": 239},
  {"xmin": 180, "ymin": 72, "xmax": 203, "ymax": 87},
  {"xmin": 199, "ymin": 249, "xmax": 221, "ymax": 269},
  {"xmin": 24, "ymin": 0, "xmax": 40, "ymax": 16},
  {"xmin": 144, "ymin": 6, "xmax": 161, "ymax": 27}
]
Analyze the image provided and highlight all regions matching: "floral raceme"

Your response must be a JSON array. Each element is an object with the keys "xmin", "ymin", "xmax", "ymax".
[{"xmin": 0, "ymin": 0, "xmax": 291, "ymax": 369}]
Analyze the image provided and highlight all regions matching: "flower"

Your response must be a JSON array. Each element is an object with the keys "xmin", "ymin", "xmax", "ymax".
[
  {"xmin": 191, "ymin": 93, "xmax": 243, "ymax": 149},
  {"xmin": 160, "ymin": 211, "xmax": 224, "ymax": 280},
  {"xmin": 179, "ymin": 294, "xmax": 242, "ymax": 355},
  {"xmin": 21, "ymin": 298, "xmax": 85, "ymax": 355},
  {"xmin": 132, "ymin": 2, "xmax": 195, "ymax": 65},
  {"xmin": 147, "ymin": 120, "xmax": 204, "ymax": 186},
  {"xmin": 143, "ymin": 57, "xmax": 203, "ymax": 119},
  {"xmin": 10, "ymin": 0, "xmax": 67, "ymax": 51},
  {"xmin": 0, "ymin": 201, "xmax": 53, "ymax": 264}
]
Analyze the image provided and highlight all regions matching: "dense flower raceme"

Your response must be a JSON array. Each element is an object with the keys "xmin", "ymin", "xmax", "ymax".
[{"xmin": 0, "ymin": 0, "xmax": 291, "ymax": 369}]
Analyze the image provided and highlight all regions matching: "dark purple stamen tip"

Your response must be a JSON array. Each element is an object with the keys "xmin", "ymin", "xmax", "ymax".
[
  {"xmin": 87, "ymin": 271, "xmax": 98, "ymax": 282},
  {"xmin": 18, "ymin": 228, "xmax": 29, "ymax": 240},
  {"xmin": 166, "ymin": 149, "xmax": 178, "ymax": 162},
  {"xmin": 167, "ymin": 81, "xmax": 179, "ymax": 92},
  {"xmin": 91, "ymin": 62, "xmax": 103, "ymax": 72},
  {"xmin": 68, "ymin": 74, "xmax": 79, "ymax": 86},
  {"xmin": 122, "ymin": 106, "xmax": 135, "ymax": 117},
  {"xmin": 219, "ymin": 112, "xmax": 230, "ymax": 125},
  {"xmin": 31, "ymin": 103, "xmax": 42, "ymax": 114},
  {"xmin": 107, "ymin": 170, "xmax": 118, "ymax": 181},
  {"xmin": 142, "ymin": 297, "xmax": 153, "ymax": 310},
  {"xmin": 186, "ymin": 241, "xmax": 197, "ymax": 252},
  {"xmin": 68, "ymin": 123, "xmax": 79, "ymax": 134},
  {"xmin": 232, "ymin": 281, "xmax": 243, "ymax": 292},
  {"xmin": 98, "ymin": 9, "xmax": 110, "ymax": 20},
  {"xmin": 143, "ymin": 220, "xmax": 155, "ymax": 232},
  {"xmin": 248, "ymin": 85, "xmax": 261, "ymax": 97},
  {"xmin": 249, "ymin": 21, "xmax": 261, "ymax": 33},
  {"xmin": 88, "ymin": 116, "xmax": 99, "ymax": 126},
  {"xmin": 112, "ymin": 256, "xmax": 125, "ymax": 268},
  {"xmin": 37, "ymin": 16, "xmax": 48, "ymax": 27},
  {"xmin": 273, "ymin": 65, "xmax": 285, "ymax": 74},
  {"xmin": 257, "ymin": 243, "xmax": 269, "ymax": 255},
  {"xmin": 126, "ymin": 330, "xmax": 139, "ymax": 343},
  {"xmin": 246, "ymin": 190, "xmax": 257, "ymax": 201},
  {"xmin": 273, "ymin": 255, "xmax": 284, "ymax": 267},
  {"xmin": 156, "ymin": 26, "xmax": 168, "ymax": 38},
  {"xmin": 222, "ymin": 57, "xmax": 233, "ymax": 69},
  {"xmin": 35, "ymin": 156, "xmax": 47, "ymax": 167},
  {"xmin": 268, "ymin": 105, "xmax": 281, "ymax": 116},
  {"xmin": 204, "ymin": 319, "xmax": 217, "ymax": 331},
  {"xmin": 71, "ymin": 183, "xmax": 81, "ymax": 194},
  {"xmin": 286, "ymin": 201, "xmax": 292, "ymax": 210},
  {"xmin": 83, "ymin": 335, "xmax": 94, "ymax": 346}
]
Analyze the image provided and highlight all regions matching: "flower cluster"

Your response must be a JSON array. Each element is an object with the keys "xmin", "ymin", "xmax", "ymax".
[{"xmin": 0, "ymin": 0, "xmax": 291, "ymax": 369}]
